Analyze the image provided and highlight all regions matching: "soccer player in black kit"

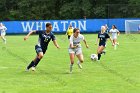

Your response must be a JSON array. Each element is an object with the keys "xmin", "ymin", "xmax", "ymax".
[
  {"xmin": 95, "ymin": 26, "xmax": 114, "ymax": 61},
  {"xmin": 24, "ymin": 23, "xmax": 60, "ymax": 71}
]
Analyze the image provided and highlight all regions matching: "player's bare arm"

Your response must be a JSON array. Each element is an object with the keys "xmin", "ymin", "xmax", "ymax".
[
  {"xmin": 95, "ymin": 37, "xmax": 99, "ymax": 45},
  {"xmin": 24, "ymin": 30, "xmax": 36, "ymax": 40},
  {"xmin": 109, "ymin": 37, "xmax": 114, "ymax": 46},
  {"xmin": 83, "ymin": 39, "xmax": 89, "ymax": 48},
  {"xmin": 53, "ymin": 40, "xmax": 60, "ymax": 48}
]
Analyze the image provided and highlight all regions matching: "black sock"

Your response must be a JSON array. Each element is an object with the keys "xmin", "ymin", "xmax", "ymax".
[
  {"xmin": 33, "ymin": 58, "xmax": 41, "ymax": 67},
  {"xmin": 27, "ymin": 61, "xmax": 34, "ymax": 69},
  {"xmin": 101, "ymin": 51, "xmax": 106, "ymax": 54},
  {"xmin": 98, "ymin": 54, "xmax": 101, "ymax": 60}
]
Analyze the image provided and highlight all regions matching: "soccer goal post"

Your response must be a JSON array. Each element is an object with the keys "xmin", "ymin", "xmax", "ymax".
[{"xmin": 125, "ymin": 20, "xmax": 140, "ymax": 34}]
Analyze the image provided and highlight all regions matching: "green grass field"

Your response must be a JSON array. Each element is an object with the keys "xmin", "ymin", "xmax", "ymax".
[{"xmin": 0, "ymin": 34, "xmax": 140, "ymax": 93}]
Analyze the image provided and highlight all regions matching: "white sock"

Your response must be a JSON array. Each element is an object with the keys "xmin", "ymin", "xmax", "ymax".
[
  {"xmin": 77, "ymin": 61, "xmax": 81, "ymax": 64},
  {"xmin": 70, "ymin": 63, "xmax": 73, "ymax": 73},
  {"xmin": 70, "ymin": 64, "xmax": 73, "ymax": 67}
]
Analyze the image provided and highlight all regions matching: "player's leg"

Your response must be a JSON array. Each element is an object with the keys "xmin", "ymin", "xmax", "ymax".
[
  {"xmin": 26, "ymin": 45, "xmax": 44, "ymax": 71},
  {"xmin": 33, "ymin": 52, "xmax": 44, "ymax": 67},
  {"xmin": 76, "ymin": 53, "xmax": 83, "ymax": 69},
  {"xmin": 97, "ymin": 46, "xmax": 105, "ymax": 60},
  {"xmin": 76, "ymin": 48, "xmax": 83, "ymax": 69},
  {"xmin": 68, "ymin": 48, "xmax": 75, "ymax": 73},
  {"xmin": 115, "ymin": 38, "xmax": 119, "ymax": 45},
  {"xmin": 69, "ymin": 53, "xmax": 75, "ymax": 73},
  {"xmin": 26, "ymin": 52, "xmax": 44, "ymax": 71},
  {"xmin": 113, "ymin": 39, "xmax": 118, "ymax": 50},
  {"xmin": 68, "ymin": 35, "xmax": 70, "ymax": 39},
  {"xmin": 1, "ymin": 32, "xmax": 6, "ymax": 44}
]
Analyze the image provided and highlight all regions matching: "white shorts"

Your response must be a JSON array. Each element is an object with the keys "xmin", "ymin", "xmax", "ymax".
[
  {"xmin": 68, "ymin": 47, "xmax": 82, "ymax": 55},
  {"xmin": 1, "ymin": 31, "xmax": 6, "ymax": 36},
  {"xmin": 112, "ymin": 36, "xmax": 117, "ymax": 40}
]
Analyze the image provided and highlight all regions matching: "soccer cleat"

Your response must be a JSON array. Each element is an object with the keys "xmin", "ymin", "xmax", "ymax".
[
  {"xmin": 97, "ymin": 60, "xmax": 100, "ymax": 62},
  {"xmin": 70, "ymin": 67, "xmax": 72, "ymax": 74},
  {"xmin": 69, "ymin": 71, "xmax": 72, "ymax": 74},
  {"xmin": 77, "ymin": 63, "xmax": 82, "ymax": 69},
  {"xmin": 31, "ymin": 67, "xmax": 36, "ymax": 71}
]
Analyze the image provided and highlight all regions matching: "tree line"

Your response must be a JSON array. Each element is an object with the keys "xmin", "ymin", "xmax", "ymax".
[{"xmin": 0, "ymin": 0, "xmax": 139, "ymax": 21}]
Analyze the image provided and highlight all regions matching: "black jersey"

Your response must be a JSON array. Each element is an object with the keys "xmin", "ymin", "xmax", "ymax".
[
  {"xmin": 36, "ymin": 31, "xmax": 56, "ymax": 50},
  {"xmin": 98, "ymin": 32, "xmax": 110, "ymax": 46}
]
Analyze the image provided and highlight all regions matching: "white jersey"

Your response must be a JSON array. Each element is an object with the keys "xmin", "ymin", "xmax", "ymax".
[
  {"xmin": 109, "ymin": 28, "xmax": 119, "ymax": 39},
  {"xmin": 0, "ymin": 26, "xmax": 7, "ymax": 32},
  {"xmin": 0, "ymin": 26, "xmax": 7, "ymax": 36},
  {"xmin": 69, "ymin": 34, "xmax": 84, "ymax": 48}
]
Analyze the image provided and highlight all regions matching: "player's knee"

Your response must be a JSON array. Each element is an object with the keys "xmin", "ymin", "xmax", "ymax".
[
  {"xmin": 97, "ymin": 51, "xmax": 101, "ymax": 54},
  {"xmin": 71, "ymin": 61, "xmax": 74, "ymax": 64},
  {"xmin": 80, "ymin": 60, "xmax": 84, "ymax": 63},
  {"xmin": 38, "ymin": 54, "xmax": 44, "ymax": 59}
]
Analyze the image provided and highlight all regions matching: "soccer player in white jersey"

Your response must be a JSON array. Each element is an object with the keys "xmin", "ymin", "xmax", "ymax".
[
  {"xmin": 68, "ymin": 28, "xmax": 89, "ymax": 73},
  {"xmin": 109, "ymin": 25, "xmax": 120, "ymax": 50},
  {"xmin": 0, "ymin": 23, "xmax": 7, "ymax": 44}
]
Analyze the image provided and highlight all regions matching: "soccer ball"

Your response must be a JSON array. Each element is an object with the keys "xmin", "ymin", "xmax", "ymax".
[{"xmin": 90, "ymin": 54, "xmax": 98, "ymax": 61}]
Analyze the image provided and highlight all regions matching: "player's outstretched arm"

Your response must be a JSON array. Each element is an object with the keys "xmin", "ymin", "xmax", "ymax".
[
  {"xmin": 53, "ymin": 40, "xmax": 60, "ymax": 48},
  {"xmin": 109, "ymin": 37, "xmax": 114, "ymax": 46},
  {"xmin": 24, "ymin": 30, "xmax": 36, "ymax": 41},
  {"xmin": 95, "ymin": 37, "xmax": 99, "ymax": 45},
  {"xmin": 117, "ymin": 31, "xmax": 120, "ymax": 36},
  {"xmin": 83, "ymin": 39, "xmax": 89, "ymax": 48}
]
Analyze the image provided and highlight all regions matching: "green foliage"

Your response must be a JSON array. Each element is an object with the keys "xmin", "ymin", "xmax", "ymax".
[{"xmin": 0, "ymin": 0, "xmax": 139, "ymax": 20}]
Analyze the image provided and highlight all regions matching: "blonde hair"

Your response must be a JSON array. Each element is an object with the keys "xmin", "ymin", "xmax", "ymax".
[{"xmin": 101, "ymin": 26, "xmax": 106, "ymax": 33}]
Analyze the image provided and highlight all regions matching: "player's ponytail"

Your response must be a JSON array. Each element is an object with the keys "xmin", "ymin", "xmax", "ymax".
[{"xmin": 113, "ymin": 25, "xmax": 117, "ymax": 29}]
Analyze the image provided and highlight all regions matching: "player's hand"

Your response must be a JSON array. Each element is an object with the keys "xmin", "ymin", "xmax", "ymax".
[
  {"xmin": 112, "ymin": 43, "xmax": 115, "ymax": 46},
  {"xmin": 72, "ymin": 45, "xmax": 78, "ymax": 49},
  {"xmin": 56, "ymin": 45, "xmax": 60, "ymax": 49},
  {"xmin": 86, "ymin": 45, "xmax": 89, "ymax": 48},
  {"xmin": 24, "ymin": 36, "xmax": 28, "ymax": 41}
]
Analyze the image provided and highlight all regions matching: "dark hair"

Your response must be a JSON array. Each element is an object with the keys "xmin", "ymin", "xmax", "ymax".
[
  {"xmin": 112, "ymin": 25, "xmax": 117, "ymax": 29},
  {"xmin": 73, "ymin": 28, "xmax": 79, "ymax": 33},
  {"xmin": 46, "ymin": 23, "xmax": 52, "ymax": 27}
]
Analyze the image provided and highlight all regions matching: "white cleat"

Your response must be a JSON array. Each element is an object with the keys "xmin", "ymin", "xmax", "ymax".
[
  {"xmin": 77, "ymin": 63, "xmax": 82, "ymax": 69},
  {"xmin": 69, "ymin": 71, "xmax": 72, "ymax": 74},
  {"xmin": 31, "ymin": 67, "xmax": 36, "ymax": 71}
]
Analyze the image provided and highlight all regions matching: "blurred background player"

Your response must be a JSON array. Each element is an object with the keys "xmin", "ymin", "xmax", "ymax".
[
  {"xmin": 66, "ymin": 24, "xmax": 73, "ymax": 39},
  {"xmin": 105, "ymin": 24, "xmax": 109, "ymax": 33},
  {"xmin": 95, "ymin": 26, "xmax": 114, "ymax": 61},
  {"xmin": 0, "ymin": 23, "xmax": 7, "ymax": 44},
  {"xmin": 138, "ymin": 24, "xmax": 140, "ymax": 33},
  {"xmin": 24, "ymin": 23, "xmax": 60, "ymax": 71},
  {"xmin": 109, "ymin": 25, "xmax": 120, "ymax": 50},
  {"xmin": 68, "ymin": 28, "xmax": 89, "ymax": 73}
]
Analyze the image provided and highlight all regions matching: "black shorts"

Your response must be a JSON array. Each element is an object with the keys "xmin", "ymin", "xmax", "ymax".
[
  {"xmin": 35, "ymin": 45, "xmax": 47, "ymax": 54},
  {"xmin": 68, "ymin": 35, "xmax": 71, "ymax": 39},
  {"xmin": 99, "ymin": 43, "xmax": 106, "ymax": 47}
]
